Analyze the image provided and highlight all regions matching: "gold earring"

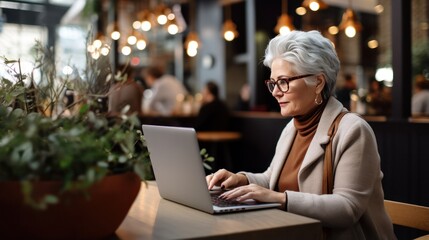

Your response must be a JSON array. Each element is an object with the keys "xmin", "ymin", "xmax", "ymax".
[{"xmin": 315, "ymin": 94, "xmax": 323, "ymax": 105}]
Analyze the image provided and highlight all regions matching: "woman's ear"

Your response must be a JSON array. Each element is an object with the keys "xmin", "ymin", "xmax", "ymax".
[{"xmin": 315, "ymin": 75, "xmax": 326, "ymax": 94}]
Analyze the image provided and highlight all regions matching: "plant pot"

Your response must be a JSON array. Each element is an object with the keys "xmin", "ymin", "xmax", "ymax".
[{"xmin": 0, "ymin": 171, "xmax": 141, "ymax": 240}]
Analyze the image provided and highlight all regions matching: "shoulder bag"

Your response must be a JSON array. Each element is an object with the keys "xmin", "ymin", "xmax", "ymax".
[{"xmin": 322, "ymin": 111, "xmax": 348, "ymax": 194}]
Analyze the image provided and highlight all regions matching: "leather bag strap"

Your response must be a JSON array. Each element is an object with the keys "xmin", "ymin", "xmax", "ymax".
[{"xmin": 322, "ymin": 111, "xmax": 348, "ymax": 194}]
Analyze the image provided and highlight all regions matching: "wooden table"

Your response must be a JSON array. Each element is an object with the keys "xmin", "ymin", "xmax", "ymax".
[
  {"xmin": 115, "ymin": 181, "xmax": 322, "ymax": 240},
  {"xmin": 196, "ymin": 131, "xmax": 242, "ymax": 142}
]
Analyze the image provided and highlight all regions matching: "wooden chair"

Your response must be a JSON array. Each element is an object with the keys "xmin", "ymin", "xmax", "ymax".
[{"xmin": 384, "ymin": 200, "xmax": 429, "ymax": 240}]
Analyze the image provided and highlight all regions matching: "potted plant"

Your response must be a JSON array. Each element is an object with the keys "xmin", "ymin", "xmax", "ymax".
[{"xmin": 0, "ymin": 41, "xmax": 152, "ymax": 239}]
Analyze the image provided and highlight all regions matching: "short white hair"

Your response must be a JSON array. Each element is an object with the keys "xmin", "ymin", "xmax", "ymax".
[{"xmin": 263, "ymin": 30, "xmax": 340, "ymax": 100}]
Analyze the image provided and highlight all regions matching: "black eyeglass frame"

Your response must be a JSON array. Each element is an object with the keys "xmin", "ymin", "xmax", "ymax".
[{"xmin": 264, "ymin": 74, "xmax": 315, "ymax": 93}]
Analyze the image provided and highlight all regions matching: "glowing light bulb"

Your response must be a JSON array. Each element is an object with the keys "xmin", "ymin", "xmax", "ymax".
[
  {"xmin": 279, "ymin": 26, "xmax": 292, "ymax": 35},
  {"xmin": 127, "ymin": 35, "xmax": 137, "ymax": 45},
  {"xmin": 157, "ymin": 15, "xmax": 167, "ymax": 25},
  {"xmin": 141, "ymin": 21, "xmax": 152, "ymax": 31},
  {"xmin": 187, "ymin": 40, "xmax": 198, "ymax": 49},
  {"xmin": 93, "ymin": 39, "xmax": 102, "ymax": 48},
  {"xmin": 309, "ymin": 2, "xmax": 320, "ymax": 11},
  {"xmin": 92, "ymin": 51, "xmax": 100, "ymax": 59},
  {"xmin": 121, "ymin": 46, "xmax": 131, "ymax": 56},
  {"xmin": 100, "ymin": 46, "xmax": 110, "ymax": 55},
  {"xmin": 132, "ymin": 21, "xmax": 141, "ymax": 29},
  {"xmin": 345, "ymin": 26, "xmax": 356, "ymax": 38},
  {"xmin": 87, "ymin": 44, "xmax": 95, "ymax": 53},
  {"xmin": 187, "ymin": 47, "xmax": 197, "ymax": 57},
  {"xmin": 296, "ymin": 7, "xmax": 307, "ymax": 15},
  {"xmin": 136, "ymin": 40, "xmax": 147, "ymax": 50},
  {"xmin": 167, "ymin": 24, "xmax": 179, "ymax": 35},
  {"xmin": 111, "ymin": 31, "xmax": 121, "ymax": 40},
  {"xmin": 224, "ymin": 31, "xmax": 235, "ymax": 41},
  {"xmin": 328, "ymin": 26, "xmax": 339, "ymax": 35},
  {"xmin": 368, "ymin": 40, "xmax": 378, "ymax": 49}
]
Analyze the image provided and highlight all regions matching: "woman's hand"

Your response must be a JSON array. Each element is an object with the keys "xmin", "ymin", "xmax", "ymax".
[
  {"xmin": 220, "ymin": 184, "xmax": 287, "ymax": 206},
  {"xmin": 206, "ymin": 169, "xmax": 248, "ymax": 190}
]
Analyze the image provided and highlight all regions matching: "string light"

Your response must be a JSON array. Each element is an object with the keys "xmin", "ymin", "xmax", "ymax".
[
  {"xmin": 121, "ymin": 45, "xmax": 131, "ymax": 56},
  {"xmin": 138, "ymin": 10, "xmax": 153, "ymax": 32},
  {"xmin": 127, "ymin": 30, "xmax": 137, "ymax": 45},
  {"xmin": 87, "ymin": 33, "xmax": 110, "ymax": 59},
  {"xmin": 136, "ymin": 38, "xmax": 147, "ymax": 50},
  {"xmin": 155, "ymin": 4, "xmax": 171, "ymax": 25},
  {"xmin": 166, "ymin": 18, "xmax": 179, "ymax": 35}
]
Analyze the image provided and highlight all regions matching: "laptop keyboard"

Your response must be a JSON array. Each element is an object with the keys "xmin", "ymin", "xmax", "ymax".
[{"xmin": 211, "ymin": 194, "xmax": 244, "ymax": 207}]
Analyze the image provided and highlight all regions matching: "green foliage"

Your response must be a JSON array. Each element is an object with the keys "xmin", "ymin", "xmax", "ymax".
[
  {"xmin": 0, "ymin": 106, "xmax": 149, "ymax": 181},
  {"xmin": 0, "ymin": 106, "xmax": 151, "ymax": 209},
  {"xmin": 0, "ymin": 40, "xmax": 151, "ymax": 210},
  {"xmin": 0, "ymin": 39, "xmax": 208, "ymax": 210},
  {"xmin": 200, "ymin": 148, "xmax": 215, "ymax": 170}
]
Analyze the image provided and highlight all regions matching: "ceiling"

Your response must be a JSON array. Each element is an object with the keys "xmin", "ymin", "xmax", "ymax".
[
  {"xmin": 58, "ymin": 0, "xmax": 381, "ymax": 25},
  {"xmin": 0, "ymin": 0, "xmax": 74, "ymax": 8},
  {"xmin": 219, "ymin": 0, "xmax": 378, "ymax": 13},
  {"xmin": 324, "ymin": 0, "xmax": 378, "ymax": 13},
  {"xmin": 2, "ymin": 0, "xmax": 377, "ymax": 14}
]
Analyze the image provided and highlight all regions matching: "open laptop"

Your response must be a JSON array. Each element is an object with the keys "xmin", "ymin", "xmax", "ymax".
[{"xmin": 142, "ymin": 124, "xmax": 281, "ymax": 214}]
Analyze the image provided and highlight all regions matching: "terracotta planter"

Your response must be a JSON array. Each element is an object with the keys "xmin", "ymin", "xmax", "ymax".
[{"xmin": 0, "ymin": 172, "xmax": 141, "ymax": 240}]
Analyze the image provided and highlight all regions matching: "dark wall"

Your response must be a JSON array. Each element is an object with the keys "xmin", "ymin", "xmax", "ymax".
[
  {"xmin": 369, "ymin": 120, "xmax": 429, "ymax": 238},
  {"xmin": 230, "ymin": 113, "xmax": 289, "ymax": 172},
  {"xmin": 370, "ymin": 121, "xmax": 429, "ymax": 205}
]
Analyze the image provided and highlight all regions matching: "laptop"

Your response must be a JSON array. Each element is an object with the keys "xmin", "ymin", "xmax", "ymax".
[{"xmin": 142, "ymin": 124, "xmax": 281, "ymax": 214}]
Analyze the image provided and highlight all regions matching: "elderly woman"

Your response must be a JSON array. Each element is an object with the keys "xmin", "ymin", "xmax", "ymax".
[{"xmin": 207, "ymin": 30, "xmax": 396, "ymax": 240}]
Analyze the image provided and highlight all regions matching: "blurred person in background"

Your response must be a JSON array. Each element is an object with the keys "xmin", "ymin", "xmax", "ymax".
[
  {"xmin": 195, "ymin": 81, "xmax": 231, "ymax": 131},
  {"xmin": 235, "ymin": 82, "xmax": 251, "ymax": 111},
  {"xmin": 366, "ymin": 78, "xmax": 391, "ymax": 116},
  {"xmin": 412, "ymin": 74, "xmax": 429, "ymax": 116},
  {"xmin": 143, "ymin": 65, "xmax": 188, "ymax": 116},
  {"xmin": 335, "ymin": 73, "xmax": 356, "ymax": 110},
  {"xmin": 107, "ymin": 65, "xmax": 144, "ymax": 116}
]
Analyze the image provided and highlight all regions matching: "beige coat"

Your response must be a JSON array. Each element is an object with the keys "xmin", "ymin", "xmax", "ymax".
[{"xmin": 243, "ymin": 97, "xmax": 396, "ymax": 240}]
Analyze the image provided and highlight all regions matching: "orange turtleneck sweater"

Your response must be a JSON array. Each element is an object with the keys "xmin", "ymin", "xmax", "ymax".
[{"xmin": 276, "ymin": 102, "xmax": 327, "ymax": 193}]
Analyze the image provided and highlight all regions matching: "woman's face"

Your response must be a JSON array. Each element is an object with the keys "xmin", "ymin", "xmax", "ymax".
[
  {"xmin": 269, "ymin": 58, "xmax": 324, "ymax": 117},
  {"xmin": 201, "ymin": 86, "xmax": 211, "ymax": 103}
]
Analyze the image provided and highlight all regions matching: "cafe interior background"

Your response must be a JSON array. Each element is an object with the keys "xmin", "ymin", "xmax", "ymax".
[
  {"xmin": 0, "ymin": 0, "xmax": 428, "ymax": 117},
  {"xmin": 0, "ymin": 0, "xmax": 428, "ymax": 238}
]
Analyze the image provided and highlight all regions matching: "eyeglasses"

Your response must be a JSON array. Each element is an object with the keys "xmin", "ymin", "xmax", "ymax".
[{"xmin": 264, "ymin": 74, "xmax": 314, "ymax": 93}]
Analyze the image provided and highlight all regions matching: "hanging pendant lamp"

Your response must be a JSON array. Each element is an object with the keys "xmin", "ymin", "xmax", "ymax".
[
  {"xmin": 338, "ymin": 8, "xmax": 362, "ymax": 38},
  {"xmin": 274, "ymin": 0, "xmax": 294, "ymax": 35},
  {"xmin": 301, "ymin": 0, "xmax": 328, "ymax": 12}
]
